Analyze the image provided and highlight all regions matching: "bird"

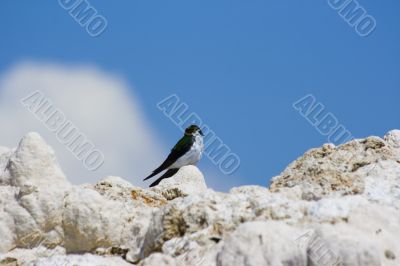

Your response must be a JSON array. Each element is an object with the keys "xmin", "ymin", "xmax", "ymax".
[{"xmin": 143, "ymin": 124, "xmax": 204, "ymax": 187}]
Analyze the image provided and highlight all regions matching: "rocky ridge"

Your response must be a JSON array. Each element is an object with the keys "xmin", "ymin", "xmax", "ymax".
[{"xmin": 0, "ymin": 130, "xmax": 399, "ymax": 266}]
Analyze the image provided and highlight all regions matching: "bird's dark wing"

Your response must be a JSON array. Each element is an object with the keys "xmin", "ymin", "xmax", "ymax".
[
  {"xmin": 143, "ymin": 135, "xmax": 193, "ymax": 181},
  {"xmin": 149, "ymin": 168, "xmax": 179, "ymax": 187}
]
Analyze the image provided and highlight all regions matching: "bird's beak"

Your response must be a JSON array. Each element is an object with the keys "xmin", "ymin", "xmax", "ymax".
[{"xmin": 199, "ymin": 130, "xmax": 204, "ymax": 136}]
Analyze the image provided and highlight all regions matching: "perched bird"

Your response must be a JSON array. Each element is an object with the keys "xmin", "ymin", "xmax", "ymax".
[{"xmin": 143, "ymin": 124, "xmax": 204, "ymax": 187}]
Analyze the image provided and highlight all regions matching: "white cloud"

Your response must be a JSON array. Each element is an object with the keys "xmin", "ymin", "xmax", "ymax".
[{"xmin": 0, "ymin": 62, "xmax": 164, "ymax": 185}]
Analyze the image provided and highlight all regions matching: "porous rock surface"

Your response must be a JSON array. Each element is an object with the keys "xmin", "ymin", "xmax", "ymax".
[{"xmin": 0, "ymin": 130, "xmax": 399, "ymax": 266}]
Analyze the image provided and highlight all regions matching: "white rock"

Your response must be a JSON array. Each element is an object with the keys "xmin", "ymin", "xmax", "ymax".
[
  {"xmin": 139, "ymin": 249, "xmax": 214, "ymax": 266},
  {"xmin": 362, "ymin": 160, "xmax": 400, "ymax": 208},
  {"xmin": 7, "ymin": 132, "xmax": 68, "ymax": 188},
  {"xmin": 308, "ymin": 195, "xmax": 367, "ymax": 223},
  {"xmin": 307, "ymin": 225, "xmax": 382, "ymax": 266},
  {"xmin": 0, "ymin": 146, "xmax": 11, "ymax": 162},
  {"xmin": 63, "ymin": 187, "xmax": 125, "ymax": 252},
  {"xmin": 384, "ymin": 130, "xmax": 400, "ymax": 158},
  {"xmin": 217, "ymin": 221, "xmax": 307, "ymax": 266},
  {"xmin": 0, "ymin": 186, "xmax": 21, "ymax": 253},
  {"xmin": 0, "ymin": 133, "xmax": 70, "ymax": 253},
  {"xmin": 30, "ymin": 254, "xmax": 132, "ymax": 266},
  {"xmin": 270, "ymin": 135, "xmax": 399, "ymax": 200},
  {"xmin": 0, "ymin": 246, "xmax": 65, "ymax": 266},
  {"xmin": 180, "ymin": 248, "xmax": 217, "ymax": 266},
  {"xmin": 138, "ymin": 253, "xmax": 176, "ymax": 266},
  {"xmin": 93, "ymin": 175, "xmax": 167, "ymax": 207},
  {"xmin": 0, "ymin": 148, "xmax": 13, "ymax": 186},
  {"xmin": 148, "ymin": 166, "xmax": 207, "ymax": 200},
  {"xmin": 97, "ymin": 175, "xmax": 135, "ymax": 189},
  {"xmin": 1, "ymin": 130, "xmax": 400, "ymax": 266},
  {"xmin": 63, "ymin": 185, "xmax": 155, "ymax": 254}
]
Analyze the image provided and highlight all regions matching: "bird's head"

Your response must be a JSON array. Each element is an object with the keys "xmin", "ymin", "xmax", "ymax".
[{"xmin": 185, "ymin": 124, "xmax": 204, "ymax": 136}]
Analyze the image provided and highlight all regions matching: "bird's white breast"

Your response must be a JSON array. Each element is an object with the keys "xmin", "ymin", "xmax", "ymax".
[{"xmin": 170, "ymin": 133, "xmax": 204, "ymax": 169}]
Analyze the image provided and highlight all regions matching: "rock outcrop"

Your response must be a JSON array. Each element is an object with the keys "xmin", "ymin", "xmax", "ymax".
[{"xmin": 0, "ymin": 130, "xmax": 399, "ymax": 266}]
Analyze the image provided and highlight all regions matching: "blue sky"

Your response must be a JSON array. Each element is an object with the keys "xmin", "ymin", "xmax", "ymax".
[{"xmin": 0, "ymin": 1, "xmax": 399, "ymax": 190}]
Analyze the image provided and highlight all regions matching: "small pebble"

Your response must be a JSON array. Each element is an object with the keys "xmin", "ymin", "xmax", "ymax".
[{"xmin": 385, "ymin": 250, "xmax": 396, "ymax": 260}]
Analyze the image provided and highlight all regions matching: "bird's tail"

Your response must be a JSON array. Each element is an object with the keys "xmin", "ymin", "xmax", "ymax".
[
  {"xmin": 143, "ymin": 164, "xmax": 167, "ymax": 181},
  {"xmin": 143, "ymin": 172, "xmax": 156, "ymax": 181},
  {"xmin": 149, "ymin": 168, "xmax": 179, "ymax": 187}
]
